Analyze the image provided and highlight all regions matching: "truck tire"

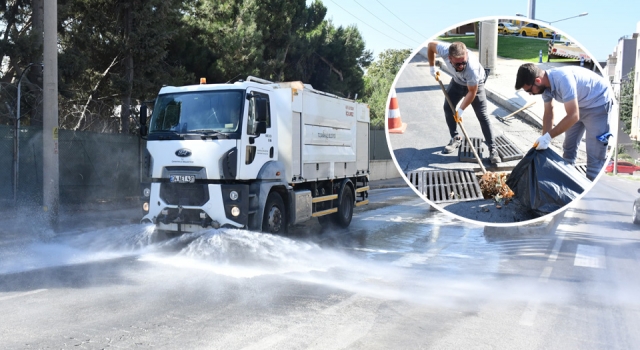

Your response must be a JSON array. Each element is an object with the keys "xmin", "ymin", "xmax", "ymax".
[
  {"xmin": 332, "ymin": 185, "xmax": 354, "ymax": 228},
  {"xmin": 262, "ymin": 192, "xmax": 287, "ymax": 234},
  {"xmin": 317, "ymin": 214, "xmax": 332, "ymax": 228}
]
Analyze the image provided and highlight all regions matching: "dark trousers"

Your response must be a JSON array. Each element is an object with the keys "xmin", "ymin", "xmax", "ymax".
[
  {"xmin": 443, "ymin": 81, "xmax": 495, "ymax": 150},
  {"xmin": 562, "ymin": 101, "xmax": 613, "ymax": 181}
]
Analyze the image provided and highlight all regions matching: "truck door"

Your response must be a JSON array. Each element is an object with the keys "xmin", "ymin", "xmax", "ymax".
[{"xmin": 238, "ymin": 89, "xmax": 276, "ymax": 179}]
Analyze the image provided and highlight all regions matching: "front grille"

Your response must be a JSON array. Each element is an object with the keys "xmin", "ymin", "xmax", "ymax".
[{"xmin": 160, "ymin": 183, "xmax": 209, "ymax": 206}]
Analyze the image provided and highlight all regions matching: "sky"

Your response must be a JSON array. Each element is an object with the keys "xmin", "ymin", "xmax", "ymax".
[{"xmin": 311, "ymin": 0, "xmax": 640, "ymax": 63}]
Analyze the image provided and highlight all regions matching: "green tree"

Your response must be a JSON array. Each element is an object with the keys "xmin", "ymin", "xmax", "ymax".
[
  {"xmin": 174, "ymin": 0, "xmax": 371, "ymax": 98},
  {"xmin": 0, "ymin": 0, "xmax": 45, "ymax": 127},
  {"xmin": 362, "ymin": 49, "xmax": 411, "ymax": 127},
  {"xmin": 619, "ymin": 67, "xmax": 635, "ymax": 134},
  {"xmin": 58, "ymin": 0, "xmax": 191, "ymax": 132},
  {"xmin": 2, "ymin": 0, "xmax": 372, "ymax": 133}
]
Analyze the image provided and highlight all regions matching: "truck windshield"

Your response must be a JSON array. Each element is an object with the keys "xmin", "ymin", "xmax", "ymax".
[{"xmin": 149, "ymin": 90, "xmax": 244, "ymax": 136}]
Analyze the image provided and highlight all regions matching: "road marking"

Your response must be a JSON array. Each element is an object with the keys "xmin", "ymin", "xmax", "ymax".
[
  {"xmin": 519, "ymin": 300, "xmax": 541, "ymax": 326},
  {"xmin": 0, "ymin": 289, "xmax": 47, "ymax": 302},
  {"xmin": 574, "ymin": 244, "xmax": 606, "ymax": 268},
  {"xmin": 538, "ymin": 266, "xmax": 553, "ymax": 283},
  {"xmin": 548, "ymin": 234, "xmax": 564, "ymax": 262},
  {"xmin": 547, "ymin": 209, "xmax": 574, "ymax": 262}
]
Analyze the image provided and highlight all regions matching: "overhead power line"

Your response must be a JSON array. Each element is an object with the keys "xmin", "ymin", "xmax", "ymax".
[
  {"xmin": 374, "ymin": 0, "xmax": 428, "ymax": 40},
  {"xmin": 352, "ymin": 0, "xmax": 422, "ymax": 46},
  {"xmin": 326, "ymin": 0, "xmax": 415, "ymax": 49}
]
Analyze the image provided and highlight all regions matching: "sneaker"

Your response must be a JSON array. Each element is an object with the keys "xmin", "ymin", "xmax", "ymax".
[
  {"xmin": 490, "ymin": 149, "xmax": 501, "ymax": 164},
  {"xmin": 443, "ymin": 136, "xmax": 462, "ymax": 154}
]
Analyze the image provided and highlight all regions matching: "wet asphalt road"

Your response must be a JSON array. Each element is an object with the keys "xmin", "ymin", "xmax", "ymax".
[{"xmin": 1, "ymin": 176, "xmax": 640, "ymax": 349}]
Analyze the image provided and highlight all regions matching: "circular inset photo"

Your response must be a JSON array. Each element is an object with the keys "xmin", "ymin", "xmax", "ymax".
[{"xmin": 386, "ymin": 16, "xmax": 616, "ymax": 226}]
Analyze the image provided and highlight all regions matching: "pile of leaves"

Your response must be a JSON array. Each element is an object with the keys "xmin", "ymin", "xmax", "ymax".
[{"xmin": 479, "ymin": 172, "xmax": 514, "ymax": 205}]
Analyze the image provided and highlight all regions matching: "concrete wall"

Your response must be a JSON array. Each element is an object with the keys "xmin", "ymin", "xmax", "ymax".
[{"xmin": 369, "ymin": 159, "xmax": 401, "ymax": 181}]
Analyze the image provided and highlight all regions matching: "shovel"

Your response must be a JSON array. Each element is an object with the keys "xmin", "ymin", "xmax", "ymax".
[
  {"xmin": 435, "ymin": 71, "xmax": 486, "ymax": 174},
  {"xmin": 496, "ymin": 100, "xmax": 536, "ymax": 123}
]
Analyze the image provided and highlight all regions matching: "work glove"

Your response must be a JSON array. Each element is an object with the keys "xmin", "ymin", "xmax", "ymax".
[
  {"xmin": 430, "ymin": 66, "xmax": 438, "ymax": 77},
  {"xmin": 454, "ymin": 107, "xmax": 464, "ymax": 123},
  {"xmin": 533, "ymin": 132, "xmax": 552, "ymax": 150}
]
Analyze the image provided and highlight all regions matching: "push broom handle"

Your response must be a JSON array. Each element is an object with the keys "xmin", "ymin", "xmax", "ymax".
[{"xmin": 435, "ymin": 72, "xmax": 487, "ymax": 174}]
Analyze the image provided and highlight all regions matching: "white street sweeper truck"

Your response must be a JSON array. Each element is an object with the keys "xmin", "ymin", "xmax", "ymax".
[{"xmin": 138, "ymin": 76, "xmax": 370, "ymax": 235}]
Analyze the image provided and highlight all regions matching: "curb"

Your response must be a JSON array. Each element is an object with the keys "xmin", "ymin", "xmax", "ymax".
[
  {"xmin": 483, "ymin": 209, "xmax": 566, "ymax": 238},
  {"xmin": 484, "ymin": 88, "xmax": 543, "ymax": 129},
  {"xmin": 369, "ymin": 178, "xmax": 409, "ymax": 190}
]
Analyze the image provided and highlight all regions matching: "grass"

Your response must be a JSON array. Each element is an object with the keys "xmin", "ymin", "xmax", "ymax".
[{"xmin": 437, "ymin": 35, "xmax": 576, "ymax": 63}]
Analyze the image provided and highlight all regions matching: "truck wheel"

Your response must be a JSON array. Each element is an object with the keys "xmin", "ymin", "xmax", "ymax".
[
  {"xmin": 332, "ymin": 185, "xmax": 354, "ymax": 228},
  {"xmin": 262, "ymin": 192, "xmax": 287, "ymax": 234}
]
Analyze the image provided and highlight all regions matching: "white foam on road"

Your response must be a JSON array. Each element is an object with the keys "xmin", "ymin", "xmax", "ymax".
[
  {"xmin": 0, "ymin": 224, "xmax": 157, "ymax": 274},
  {"xmin": 0, "ymin": 289, "xmax": 47, "ymax": 301}
]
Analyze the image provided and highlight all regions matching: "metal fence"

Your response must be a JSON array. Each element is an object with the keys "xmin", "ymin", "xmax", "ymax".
[
  {"xmin": 0, "ymin": 125, "xmax": 142, "ymax": 206},
  {"xmin": 0, "ymin": 125, "xmax": 391, "ymax": 207},
  {"xmin": 370, "ymin": 128, "xmax": 392, "ymax": 160}
]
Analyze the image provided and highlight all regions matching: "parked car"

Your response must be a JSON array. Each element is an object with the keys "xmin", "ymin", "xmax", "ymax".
[
  {"xmin": 498, "ymin": 22, "xmax": 519, "ymax": 35},
  {"xmin": 633, "ymin": 189, "xmax": 640, "ymax": 225},
  {"xmin": 520, "ymin": 23, "xmax": 555, "ymax": 38},
  {"xmin": 605, "ymin": 160, "xmax": 640, "ymax": 174}
]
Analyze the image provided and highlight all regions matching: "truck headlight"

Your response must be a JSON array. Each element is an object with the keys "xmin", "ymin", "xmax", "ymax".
[
  {"xmin": 230, "ymin": 190, "xmax": 239, "ymax": 201},
  {"xmin": 143, "ymin": 187, "xmax": 151, "ymax": 197},
  {"xmin": 143, "ymin": 202, "xmax": 149, "ymax": 212},
  {"xmin": 231, "ymin": 206, "xmax": 240, "ymax": 217}
]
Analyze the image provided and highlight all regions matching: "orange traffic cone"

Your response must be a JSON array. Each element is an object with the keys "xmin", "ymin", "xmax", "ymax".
[{"xmin": 387, "ymin": 89, "xmax": 407, "ymax": 134}]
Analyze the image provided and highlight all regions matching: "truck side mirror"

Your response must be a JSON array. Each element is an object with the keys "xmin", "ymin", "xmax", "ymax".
[
  {"xmin": 255, "ymin": 97, "xmax": 268, "ymax": 123},
  {"xmin": 140, "ymin": 104, "xmax": 147, "ymax": 125},
  {"xmin": 139, "ymin": 104, "xmax": 148, "ymax": 137},
  {"xmin": 255, "ymin": 121, "xmax": 267, "ymax": 134}
]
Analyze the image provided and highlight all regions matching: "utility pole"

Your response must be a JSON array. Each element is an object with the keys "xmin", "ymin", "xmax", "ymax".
[
  {"xmin": 43, "ymin": 0, "xmax": 59, "ymax": 230},
  {"xmin": 478, "ymin": 19, "xmax": 498, "ymax": 78},
  {"xmin": 528, "ymin": 0, "xmax": 536, "ymax": 20}
]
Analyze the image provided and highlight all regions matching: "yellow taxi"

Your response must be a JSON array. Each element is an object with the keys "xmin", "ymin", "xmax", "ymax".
[
  {"xmin": 520, "ymin": 23, "xmax": 555, "ymax": 38},
  {"xmin": 498, "ymin": 22, "xmax": 519, "ymax": 35}
]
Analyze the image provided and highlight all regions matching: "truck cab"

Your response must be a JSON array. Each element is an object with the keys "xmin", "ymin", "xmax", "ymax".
[{"xmin": 139, "ymin": 77, "xmax": 369, "ymax": 235}]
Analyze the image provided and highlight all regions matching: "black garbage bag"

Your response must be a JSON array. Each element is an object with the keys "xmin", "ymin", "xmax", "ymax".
[{"xmin": 506, "ymin": 148, "xmax": 592, "ymax": 216}]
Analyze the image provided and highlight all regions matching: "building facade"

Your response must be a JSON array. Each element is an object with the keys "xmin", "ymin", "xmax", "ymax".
[{"xmin": 630, "ymin": 22, "xmax": 640, "ymax": 141}]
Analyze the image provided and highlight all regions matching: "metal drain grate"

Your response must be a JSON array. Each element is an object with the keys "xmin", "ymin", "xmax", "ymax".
[
  {"xmin": 406, "ymin": 169, "xmax": 484, "ymax": 203},
  {"xmin": 494, "ymin": 135, "xmax": 524, "ymax": 162},
  {"xmin": 574, "ymin": 164, "xmax": 587, "ymax": 177},
  {"xmin": 458, "ymin": 137, "xmax": 487, "ymax": 163}
]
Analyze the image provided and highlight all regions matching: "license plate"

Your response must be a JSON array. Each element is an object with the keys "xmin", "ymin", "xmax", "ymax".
[{"xmin": 170, "ymin": 175, "xmax": 196, "ymax": 183}]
